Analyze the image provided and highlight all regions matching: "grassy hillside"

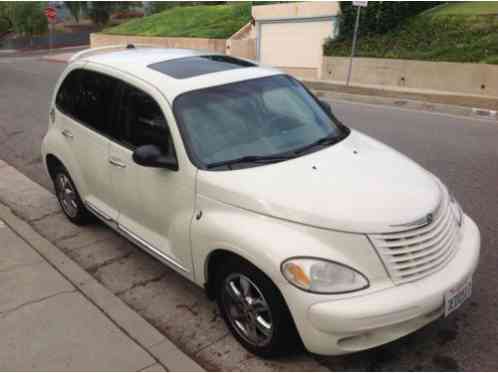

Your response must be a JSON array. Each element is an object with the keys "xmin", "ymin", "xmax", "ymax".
[
  {"xmin": 324, "ymin": 2, "xmax": 498, "ymax": 64},
  {"xmin": 104, "ymin": 3, "xmax": 251, "ymax": 39}
]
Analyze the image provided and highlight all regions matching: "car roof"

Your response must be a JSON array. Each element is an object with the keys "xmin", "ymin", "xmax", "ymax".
[{"xmin": 78, "ymin": 47, "xmax": 282, "ymax": 103}]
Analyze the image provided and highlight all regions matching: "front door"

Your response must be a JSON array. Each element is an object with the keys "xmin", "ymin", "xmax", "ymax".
[{"xmin": 108, "ymin": 80, "xmax": 196, "ymax": 277}]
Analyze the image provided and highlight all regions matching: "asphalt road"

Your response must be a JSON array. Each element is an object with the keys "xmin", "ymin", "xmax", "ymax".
[{"xmin": 0, "ymin": 57, "xmax": 497, "ymax": 371}]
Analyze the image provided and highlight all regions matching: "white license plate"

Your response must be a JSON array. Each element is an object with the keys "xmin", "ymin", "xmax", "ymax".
[{"xmin": 444, "ymin": 277, "xmax": 472, "ymax": 317}]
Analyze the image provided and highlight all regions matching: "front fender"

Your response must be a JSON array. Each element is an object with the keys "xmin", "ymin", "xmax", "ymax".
[{"xmin": 191, "ymin": 195, "xmax": 388, "ymax": 291}]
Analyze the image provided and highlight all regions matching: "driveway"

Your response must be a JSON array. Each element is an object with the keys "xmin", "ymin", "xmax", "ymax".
[{"xmin": 0, "ymin": 57, "xmax": 497, "ymax": 370}]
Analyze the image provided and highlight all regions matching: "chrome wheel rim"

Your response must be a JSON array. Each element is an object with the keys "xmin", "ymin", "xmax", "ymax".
[
  {"xmin": 222, "ymin": 274, "xmax": 273, "ymax": 347},
  {"xmin": 55, "ymin": 174, "xmax": 78, "ymax": 218}
]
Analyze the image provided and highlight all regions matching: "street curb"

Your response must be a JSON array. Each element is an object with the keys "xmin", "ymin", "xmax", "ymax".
[
  {"xmin": 303, "ymin": 79, "xmax": 498, "ymax": 118},
  {"xmin": 313, "ymin": 89, "xmax": 498, "ymax": 123},
  {"xmin": 0, "ymin": 198, "xmax": 204, "ymax": 372}
]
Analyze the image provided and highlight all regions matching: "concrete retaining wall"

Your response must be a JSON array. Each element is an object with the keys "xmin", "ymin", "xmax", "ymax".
[
  {"xmin": 90, "ymin": 33, "xmax": 226, "ymax": 53},
  {"xmin": 322, "ymin": 56, "xmax": 498, "ymax": 97},
  {"xmin": 90, "ymin": 33, "xmax": 257, "ymax": 60}
]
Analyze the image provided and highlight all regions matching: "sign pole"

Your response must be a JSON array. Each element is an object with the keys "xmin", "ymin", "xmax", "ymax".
[
  {"xmin": 49, "ymin": 22, "xmax": 53, "ymax": 54},
  {"xmin": 346, "ymin": 6, "xmax": 362, "ymax": 86}
]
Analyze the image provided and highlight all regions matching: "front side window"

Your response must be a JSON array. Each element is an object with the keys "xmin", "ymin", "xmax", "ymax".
[
  {"xmin": 117, "ymin": 84, "xmax": 172, "ymax": 154},
  {"xmin": 174, "ymin": 75, "xmax": 348, "ymax": 170}
]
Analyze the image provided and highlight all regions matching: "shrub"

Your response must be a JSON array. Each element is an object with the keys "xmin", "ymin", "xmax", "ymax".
[{"xmin": 338, "ymin": 2, "xmax": 439, "ymax": 39}]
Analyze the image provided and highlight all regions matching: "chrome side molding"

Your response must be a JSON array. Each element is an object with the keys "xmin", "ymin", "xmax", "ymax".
[
  {"xmin": 85, "ymin": 200, "xmax": 113, "ymax": 221},
  {"xmin": 118, "ymin": 224, "xmax": 189, "ymax": 273}
]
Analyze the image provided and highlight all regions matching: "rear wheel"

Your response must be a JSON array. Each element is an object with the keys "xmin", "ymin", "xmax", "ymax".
[
  {"xmin": 215, "ymin": 257, "xmax": 301, "ymax": 357},
  {"xmin": 52, "ymin": 166, "xmax": 93, "ymax": 225}
]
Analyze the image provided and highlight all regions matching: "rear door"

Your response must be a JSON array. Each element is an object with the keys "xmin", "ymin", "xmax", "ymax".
[{"xmin": 56, "ymin": 68, "xmax": 119, "ymax": 222}]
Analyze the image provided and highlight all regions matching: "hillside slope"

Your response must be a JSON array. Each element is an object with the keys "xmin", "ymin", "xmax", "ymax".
[
  {"xmin": 104, "ymin": 3, "xmax": 251, "ymax": 39},
  {"xmin": 325, "ymin": 2, "xmax": 498, "ymax": 64}
]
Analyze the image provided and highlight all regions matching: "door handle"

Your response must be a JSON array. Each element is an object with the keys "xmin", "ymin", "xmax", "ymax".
[
  {"xmin": 109, "ymin": 158, "xmax": 127, "ymax": 168},
  {"xmin": 61, "ymin": 129, "xmax": 73, "ymax": 139}
]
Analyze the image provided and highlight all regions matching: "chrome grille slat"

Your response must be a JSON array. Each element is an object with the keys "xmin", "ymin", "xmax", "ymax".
[
  {"xmin": 372, "ymin": 208, "xmax": 451, "ymax": 248},
  {"xmin": 372, "ymin": 200, "xmax": 445, "ymax": 240},
  {"xmin": 389, "ymin": 225, "xmax": 455, "ymax": 266},
  {"xmin": 392, "ymin": 226, "xmax": 456, "ymax": 271},
  {"xmin": 369, "ymin": 194, "xmax": 460, "ymax": 285},
  {"xmin": 379, "ymin": 210, "xmax": 453, "ymax": 256}
]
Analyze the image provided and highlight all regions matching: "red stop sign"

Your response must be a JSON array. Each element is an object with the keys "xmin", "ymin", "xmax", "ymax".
[{"xmin": 44, "ymin": 7, "xmax": 57, "ymax": 20}]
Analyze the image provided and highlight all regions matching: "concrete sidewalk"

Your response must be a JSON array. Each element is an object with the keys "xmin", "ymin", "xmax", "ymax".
[
  {"xmin": 0, "ymin": 166, "xmax": 204, "ymax": 371},
  {"xmin": 0, "ymin": 213, "xmax": 161, "ymax": 371}
]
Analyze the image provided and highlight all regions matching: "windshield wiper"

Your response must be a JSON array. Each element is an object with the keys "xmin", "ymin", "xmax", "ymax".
[
  {"xmin": 206, "ymin": 154, "xmax": 292, "ymax": 169},
  {"xmin": 293, "ymin": 134, "xmax": 341, "ymax": 156}
]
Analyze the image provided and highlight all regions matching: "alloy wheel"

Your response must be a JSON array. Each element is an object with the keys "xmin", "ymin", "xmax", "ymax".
[
  {"xmin": 222, "ymin": 273, "xmax": 274, "ymax": 347},
  {"xmin": 56, "ymin": 173, "xmax": 79, "ymax": 218}
]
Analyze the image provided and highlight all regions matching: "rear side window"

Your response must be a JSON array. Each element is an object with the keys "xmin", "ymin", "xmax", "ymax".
[
  {"xmin": 116, "ymin": 83, "xmax": 172, "ymax": 154},
  {"xmin": 56, "ymin": 69, "xmax": 118, "ymax": 136},
  {"xmin": 56, "ymin": 70, "xmax": 80, "ymax": 116}
]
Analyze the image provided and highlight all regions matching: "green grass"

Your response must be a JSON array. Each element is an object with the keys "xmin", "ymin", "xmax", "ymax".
[
  {"xmin": 324, "ymin": 3, "xmax": 498, "ymax": 64},
  {"xmin": 103, "ymin": 3, "xmax": 251, "ymax": 39},
  {"xmin": 424, "ymin": 1, "xmax": 498, "ymax": 16}
]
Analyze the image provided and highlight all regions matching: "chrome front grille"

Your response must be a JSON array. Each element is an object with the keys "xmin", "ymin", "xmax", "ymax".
[{"xmin": 369, "ymin": 194, "xmax": 460, "ymax": 284}]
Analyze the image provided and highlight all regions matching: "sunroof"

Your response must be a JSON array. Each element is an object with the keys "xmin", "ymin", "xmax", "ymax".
[{"xmin": 148, "ymin": 55, "xmax": 256, "ymax": 79}]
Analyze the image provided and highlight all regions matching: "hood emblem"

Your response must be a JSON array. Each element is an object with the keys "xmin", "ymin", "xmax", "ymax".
[{"xmin": 391, "ymin": 212, "xmax": 434, "ymax": 229}]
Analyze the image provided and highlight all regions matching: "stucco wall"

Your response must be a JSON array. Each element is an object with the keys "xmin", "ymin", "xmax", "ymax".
[
  {"xmin": 252, "ymin": 1, "xmax": 340, "ymax": 20},
  {"xmin": 90, "ymin": 33, "xmax": 257, "ymax": 60},
  {"xmin": 90, "ymin": 33, "xmax": 226, "ymax": 53},
  {"xmin": 322, "ymin": 57, "xmax": 498, "ymax": 97}
]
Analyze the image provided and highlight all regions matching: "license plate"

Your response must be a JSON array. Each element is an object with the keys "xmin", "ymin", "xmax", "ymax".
[{"xmin": 444, "ymin": 277, "xmax": 472, "ymax": 317}]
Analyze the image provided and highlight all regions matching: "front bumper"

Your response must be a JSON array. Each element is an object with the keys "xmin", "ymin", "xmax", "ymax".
[{"xmin": 295, "ymin": 215, "xmax": 480, "ymax": 355}]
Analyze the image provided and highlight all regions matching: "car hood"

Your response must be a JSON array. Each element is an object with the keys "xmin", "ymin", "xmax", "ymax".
[{"xmin": 196, "ymin": 130, "xmax": 443, "ymax": 234}]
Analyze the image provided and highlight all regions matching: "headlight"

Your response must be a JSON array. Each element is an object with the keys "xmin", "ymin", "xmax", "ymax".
[
  {"xmin": 281, "ymin": 257, "xmax": 369, "ymax": 294},
  {"xmin": 450, "ymin": 194, "xmax": 463, "ymax": 227}
]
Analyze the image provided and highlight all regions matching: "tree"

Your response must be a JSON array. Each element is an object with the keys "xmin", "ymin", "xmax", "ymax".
[
  {"xmin": 338, "ymin": 2, "xmax": 439, "ymax": 39},
  {"xmin": 0, "ymin": 2, "xmax": 14, "ymax": 35},
  {"xmin": 1, "ymin": 2, "xmax": 47, "ymax": 43},
  {"xmin": 66, "ymin": 1, "xmax": 83, "ymax": 23},
  {"xmin": 81, "ymin": 1, "xmax": 141, "ymax": 26}
]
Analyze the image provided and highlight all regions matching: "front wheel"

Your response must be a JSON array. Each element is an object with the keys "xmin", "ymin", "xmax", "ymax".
[{"xmin": 216, "ymin": 257, "xmax": 302, "ymax": 357}]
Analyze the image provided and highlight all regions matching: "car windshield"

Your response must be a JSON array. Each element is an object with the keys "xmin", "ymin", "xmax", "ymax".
[{"xmin": 173, "ymin": 75, "xmax": 348, "ymax": 170}]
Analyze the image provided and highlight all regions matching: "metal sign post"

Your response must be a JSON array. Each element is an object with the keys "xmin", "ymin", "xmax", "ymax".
[
  {"xmin": 346, "ymin": 1, "xmax": 367, "ymax": 86},
  {"xmin": 44, "ymin": 7, "xmax": 57, "ymax": 53},
  {"xmin": 49, "ymin": 22, "xmax": 53, "ymax": 53}
]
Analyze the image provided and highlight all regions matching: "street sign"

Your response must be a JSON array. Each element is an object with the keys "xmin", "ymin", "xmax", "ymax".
[
  {"xmin": 44, "ymin": 7, "xmax": 57, "ymax": 21},
  {"xmin": 353, "ymin": 1, "xmax": 368, "ymax": 7}
]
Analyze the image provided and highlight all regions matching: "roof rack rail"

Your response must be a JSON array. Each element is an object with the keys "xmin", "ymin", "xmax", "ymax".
[{"xmin": 68, "ymin": 44, "xmax": 158, "ymax": 63}]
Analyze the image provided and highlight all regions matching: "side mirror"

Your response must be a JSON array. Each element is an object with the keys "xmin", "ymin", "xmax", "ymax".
[
  {"xmin": 132, "ymin": 144, "xmax": 178, "ymax": 171},
  {"xmin": 319, "ymin": 99, "xmax": 333, "ymax": 116}
]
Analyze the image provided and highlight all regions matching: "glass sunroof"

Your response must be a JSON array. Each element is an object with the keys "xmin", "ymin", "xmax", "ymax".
[{"xmin": 148, "ymin": 55, "xmax": 256, "ymax": 79}]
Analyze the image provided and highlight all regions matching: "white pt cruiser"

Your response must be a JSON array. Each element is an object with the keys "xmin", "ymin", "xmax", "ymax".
[{"xmin": 42, "ymin": 46, "xmax": 480, "ymax": 357}]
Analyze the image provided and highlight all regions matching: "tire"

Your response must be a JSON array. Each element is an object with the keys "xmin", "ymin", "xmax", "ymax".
[
  {"xmin": 52, "ymin": 165, "xmax": 93, "ymax": 226},
  {"xmin": 215, "ymin": 257, "xmax": 302, "ymax": 358}
]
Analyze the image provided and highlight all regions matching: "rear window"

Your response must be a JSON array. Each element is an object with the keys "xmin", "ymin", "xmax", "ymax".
[
  {"xmin": 148, "ymin": 55, "xmax": 255, "ymax": 79},
  {"xmin": 56, "ymin": 69, "xmax": 118, "ymax": 136}
]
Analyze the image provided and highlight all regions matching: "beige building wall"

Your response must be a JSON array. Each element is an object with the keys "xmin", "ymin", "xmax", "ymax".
[
  {"xmin": 252, "ymin": 2, "xmax": 340, "ymax": 20},
  {"xmin": 322, "ymin": 56, "xmax": 498, "ymax": 97},
  {"xmin": 253, "ymin": 2, "xmax": 339, "ymax": 79},
  {"xmin": 259, "ymin": 21, "xmax": 334, "ymax": 72}
]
